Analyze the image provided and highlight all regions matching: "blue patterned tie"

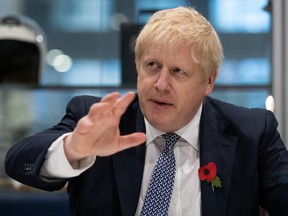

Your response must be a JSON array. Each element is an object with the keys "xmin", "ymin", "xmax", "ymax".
[{"xmin": 140, "ymin": 133, "xmax": 181, "ymax": 216}]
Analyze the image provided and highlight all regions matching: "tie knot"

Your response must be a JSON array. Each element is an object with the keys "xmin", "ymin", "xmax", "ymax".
[{"xmin": 162, "ymin": 133, "xmax": 181, "ymax": 149}]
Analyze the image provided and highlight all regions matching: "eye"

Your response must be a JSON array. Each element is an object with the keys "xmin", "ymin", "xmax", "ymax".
[
  {"xmin": 172, "ymin": 68, "xmax": 185, "ymax": 75},
  {"xmin": 146, "ymin": 61, "xmax": 161, "ymax": 72},
  {"xmin": 147, "ymin": 61, "xmax": 155, "ymax": 67}
]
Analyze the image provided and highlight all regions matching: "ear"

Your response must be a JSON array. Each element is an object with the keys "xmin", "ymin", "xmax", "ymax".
[{"xmin": 205, "ymin": 70, "xmax": 218, "ymax": 96}]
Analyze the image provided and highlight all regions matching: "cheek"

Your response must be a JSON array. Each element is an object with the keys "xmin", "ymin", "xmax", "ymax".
[
  {"xmin": 137, "ymin": 75, "xmax": 151, "ymax": 101},
  {"xmin": 137, "ymin": 74, "xmax": 144, "ymax": 91},
  {"xmin": 178, "ymin": 84, "xmax": 207, "ymax": 106},
  {"xmin": 178, "ymin": 92, "xmax": 203, "ymax": 119},
  {"xmin": 137, "ymin": 71, "xmax": 144, "ymax": 88},
  {"xmin": 137, "ymin": 72, "xmax": 154, "ymax": 89}
]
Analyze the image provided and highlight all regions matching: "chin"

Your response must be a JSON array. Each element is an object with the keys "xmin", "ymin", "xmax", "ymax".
[{"xmin": 149, "ymin": 118, "xmax": 176, "ymax": 132}]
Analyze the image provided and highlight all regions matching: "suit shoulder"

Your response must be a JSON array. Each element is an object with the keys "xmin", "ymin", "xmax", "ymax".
[
  {"xmin": 66, "ymin": 95, "xmax": 101, "ymax": 119},
  {"xmin": 204, "ymin": 96, "xmax": 276, "ymax": 126},
  {"xmin": 68, "ymin": 95, "xmax": 101, "ymax": 108},
  {"xmin": 205, "ymin": 96, "xmax": 266, "ymax": 114},
  {"xmin": 66, "ymin": 93, "xmax": 140, "ymax": 120}
]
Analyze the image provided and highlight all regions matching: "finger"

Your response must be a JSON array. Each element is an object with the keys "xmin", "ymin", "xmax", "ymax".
[
  {"xmin": 86, "ymin": 102, "xmax": 111, "ymax": 122},
  {"xmin": 101, "ymin": 92, "xmax": 121, "ymax": 104},
  {"xmin": 87, "ymin": 92, "xmax": 120, "ymax": 119},
  {"xmin": 112, "ymin": 92, "xmax": 135, "ymax": 117},
  {"xmin": 118, "ymin": 132, "xmax": 147, "ymax": 151}
]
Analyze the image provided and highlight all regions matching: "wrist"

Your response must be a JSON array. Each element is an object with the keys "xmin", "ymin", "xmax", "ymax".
[{"xmin": 63, "ymin": 134, "xmax": 86, "ymax": 163}]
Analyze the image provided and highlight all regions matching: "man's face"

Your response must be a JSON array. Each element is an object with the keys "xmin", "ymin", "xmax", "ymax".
[{"xmin": 137, "ymin": 42, "xmax": 217, "ymax": 132}]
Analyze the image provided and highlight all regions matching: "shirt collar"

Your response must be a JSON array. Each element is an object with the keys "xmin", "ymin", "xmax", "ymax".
[{"xmin": 144, "ymin": 103, "xmax": 202, "ymax": 151}]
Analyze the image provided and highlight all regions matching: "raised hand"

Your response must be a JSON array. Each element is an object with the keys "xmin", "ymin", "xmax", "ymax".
[{"xmin": 63, "ymin": 92, "xmax": 146, "ymax": 163}]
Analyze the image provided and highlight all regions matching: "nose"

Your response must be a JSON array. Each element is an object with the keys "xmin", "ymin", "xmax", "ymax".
[{"xmin": 154, "ymin": 69, "xmax": 171, "ymax": 92}]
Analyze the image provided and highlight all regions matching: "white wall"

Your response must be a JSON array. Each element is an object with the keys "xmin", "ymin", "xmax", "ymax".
[{"xmin": 272, "ymin": 0, "xmax": 288, "ymax": 147}]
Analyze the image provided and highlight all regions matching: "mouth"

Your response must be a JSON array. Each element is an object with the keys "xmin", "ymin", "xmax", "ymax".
[{"xmin": 151, "ymin": 99, "xmax": 173, "ymax": 107}]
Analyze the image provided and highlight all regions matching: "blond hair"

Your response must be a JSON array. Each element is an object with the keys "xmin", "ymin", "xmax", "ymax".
[{"xmin": 134, "ymin": 6, "xmax": 223, "ymax": 80}]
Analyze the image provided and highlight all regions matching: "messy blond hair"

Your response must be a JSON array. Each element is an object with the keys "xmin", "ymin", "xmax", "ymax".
[{"xmin": 134, "ymin": 6, "xmax": 223, "ymax": 80}]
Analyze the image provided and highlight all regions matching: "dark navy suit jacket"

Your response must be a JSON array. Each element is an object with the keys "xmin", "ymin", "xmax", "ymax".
[{"xmin": 5, "ymin": 95, "xmax": 288, "ymax": 216}]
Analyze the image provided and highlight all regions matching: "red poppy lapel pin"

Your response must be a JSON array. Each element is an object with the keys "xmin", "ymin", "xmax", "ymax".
[{"xmin": 198, "ymin": 162, "xmax": 222, "ymax": 191}]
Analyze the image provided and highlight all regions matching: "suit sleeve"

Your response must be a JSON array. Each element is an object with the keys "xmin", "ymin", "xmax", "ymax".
[
  {"xmin": 4, "ymin": 95, "xmax": 95, "ymax": 191},
  {"xmin": 259, "ymin": 111, "xmax": 288, "ymax": 215}
]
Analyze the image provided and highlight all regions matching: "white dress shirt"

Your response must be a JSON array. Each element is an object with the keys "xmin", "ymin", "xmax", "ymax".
[
  {"xmin": 135, "ymin": 105, "xmax": 202, "ymax": 216},
  {"xmin": 40, "ymin": 105, "xmax": 203, "ymax": 216}
]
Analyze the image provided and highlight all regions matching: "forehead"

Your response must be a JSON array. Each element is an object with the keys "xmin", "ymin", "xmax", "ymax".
[{"xmin": 142, "ymin": 41, "xmax": 194, "ymax": 62}]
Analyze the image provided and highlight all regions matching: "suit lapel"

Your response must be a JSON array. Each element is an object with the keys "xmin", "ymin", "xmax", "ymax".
[
  {"xmin": 200, "ymin": 99, "xmax": 238, "ymax": 216},
  {"xmin": 113, "ymin": 103, "xmax": 146, "ymax": 216}
]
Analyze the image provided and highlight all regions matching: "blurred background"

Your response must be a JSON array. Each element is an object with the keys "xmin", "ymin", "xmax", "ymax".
[{"xmin": 0, "ymin": 0, "xmax": 287, "ymax": 215}]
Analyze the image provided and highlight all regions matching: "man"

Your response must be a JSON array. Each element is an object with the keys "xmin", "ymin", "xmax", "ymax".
[{"xmin": 5, "ymin": 6, "xmax": 288, "ymax": 216}]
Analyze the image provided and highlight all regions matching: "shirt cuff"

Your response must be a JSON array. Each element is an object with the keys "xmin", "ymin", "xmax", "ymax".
[{"xmin": 40, "ymin": 133, "xmax": 96, "ymax": 178}]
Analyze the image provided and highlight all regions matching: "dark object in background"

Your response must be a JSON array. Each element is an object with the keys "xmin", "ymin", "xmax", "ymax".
[
  {"xmin": 0, "ymin": 40, "xmax": 40, "ymax": 83},
  {"xmin": 0, "ymin": 192, "xmax": 69, "ymax": 216},
  {"xmin": 120, "ymin": 23, "xmax": 142, "ymax": 87},
  {"xmin": 0, "ymin": 15, "xmax": 46, "ymax": 85}
]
